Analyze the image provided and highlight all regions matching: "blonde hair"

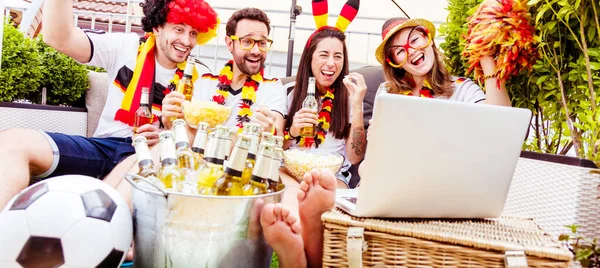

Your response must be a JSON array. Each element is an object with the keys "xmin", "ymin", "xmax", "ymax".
[{"xmin": 382, "ymin": 34, "xmax": 453, "ymax": 97}]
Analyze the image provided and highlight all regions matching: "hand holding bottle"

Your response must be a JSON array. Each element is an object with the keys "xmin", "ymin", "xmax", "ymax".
[
  {"xmin": 252, "ymin": 106, "xmax": 277, "ymax": 133},
  {"xmin": 135, "ymin": 124, "xmax": 160, "ymax": 146},
  {"xmin": 290, "ymin": 108, "xmax": 318, "ymax": 137},
  {"xmin": 161, "ymin": 91, "xmax": 186, "ymax": 129}
]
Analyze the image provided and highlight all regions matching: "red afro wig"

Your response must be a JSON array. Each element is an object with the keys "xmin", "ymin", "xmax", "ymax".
[{"xmin": 166, "ymin": 0, "xmax": 219, "ymax": 43}]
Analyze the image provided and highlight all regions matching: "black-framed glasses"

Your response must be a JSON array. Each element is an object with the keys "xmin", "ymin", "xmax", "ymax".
[
  {"xmin": 385, "ymin": 26, "xmax": 432, "ymax": 68},
  {"xmin": 230, "ymin": 35, "xmax": 273, "ymax": 52}
]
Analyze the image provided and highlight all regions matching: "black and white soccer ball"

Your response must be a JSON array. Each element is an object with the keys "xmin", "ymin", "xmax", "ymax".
[{"xmin": 0, "ymin": 175, "xmax": 133, "ymax": 268}]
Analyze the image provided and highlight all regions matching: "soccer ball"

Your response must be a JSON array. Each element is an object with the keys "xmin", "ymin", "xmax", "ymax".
[{"xmin": 0, "ymin": 175, "xmax": 133, "ymax": 268}]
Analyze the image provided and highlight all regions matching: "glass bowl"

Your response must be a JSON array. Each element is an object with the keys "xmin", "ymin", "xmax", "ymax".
[
  {"xmin": 283, "ymin": 148, "xmax": 345, "ymax": 181},
  {"xmin": 182, "ymin": 100, "xmax": 232, "ymax": 129}
]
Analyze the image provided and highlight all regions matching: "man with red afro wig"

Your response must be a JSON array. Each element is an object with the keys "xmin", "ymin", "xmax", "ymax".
[{"xmin": 0, "ymin": 0, "xmax": 219, "ymax": 216}]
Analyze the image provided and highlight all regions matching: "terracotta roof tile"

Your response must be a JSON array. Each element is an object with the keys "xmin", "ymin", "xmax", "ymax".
[{"xmin": 73, "ymin": 0, "xmax": 140, "ymax": 26}]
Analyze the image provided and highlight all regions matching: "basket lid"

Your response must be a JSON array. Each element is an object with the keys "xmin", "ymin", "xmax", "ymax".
[{"xmin": 322, "ymin": 208, "xmax": 573, "ymax": 261}]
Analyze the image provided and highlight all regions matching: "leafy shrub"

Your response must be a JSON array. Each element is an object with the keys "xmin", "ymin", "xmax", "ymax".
[
  {"xmin": 440, "ymin": 0, "xmax": 600, "ymax": 162},
  {"xmin": 0, "ymin": 21, "xmax": 43, "ymax": 102},
  {"xmin": 0, "ymin": 22, "xmax": 95, "ymax": 107},
  {"xmin": 560, "ymin": 225, "xmax": 599, "ymax": 267},
  {"xmin": 26, "ymin": 35, "xmax": 90, "ymax": 106}
]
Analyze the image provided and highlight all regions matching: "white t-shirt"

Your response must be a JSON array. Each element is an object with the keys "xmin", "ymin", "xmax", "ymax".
[
  {"xmin": 191, "ymin": 73, "xmax": 288, "ymax": 130},
  {"xmin": 375, "ymin": 76, "xmax": 486, "ymax": 102},
  {"xmin": 286, "ymin": 89, "xmax": 352, "ymax": 175},
  {"xmin": 85, "ymin": 32, "xmax": 173, "ymax": 138}
]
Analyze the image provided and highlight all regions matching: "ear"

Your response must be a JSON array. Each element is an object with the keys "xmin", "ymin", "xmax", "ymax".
[{"xmin": 225, "ymin": 35, "xmax": 234, "ymax": 53}]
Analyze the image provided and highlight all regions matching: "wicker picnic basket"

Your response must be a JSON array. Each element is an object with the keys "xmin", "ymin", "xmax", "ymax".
[{"xmin": 322, "ymin": 208, "xmax": 573, "ymax": 268}]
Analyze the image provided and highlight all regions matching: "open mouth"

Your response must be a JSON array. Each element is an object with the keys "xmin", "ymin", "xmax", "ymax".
[
  {"xmin": 321, "ymin": 70, "xmax": 336, "ymax": 79},
  {"xmin": 173, "ymin": 44, "xmax": 189, "ymax": 55},
  {"xmin": 410, "ymin": 53, "xmax": 425, "ymax": 66},
  {"xmin": 246, "ymin": 58, "xmax": 262, "ymax": 66}
]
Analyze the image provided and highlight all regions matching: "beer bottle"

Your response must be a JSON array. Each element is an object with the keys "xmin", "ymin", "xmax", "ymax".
[
  {"xmin": 157, "ymin": 131, "xmax": 183, "ymax": 189},
  {"xmin": 299, "ymin": 77, "xmax": 318, "ymax": 137},
  {"xmin": 267, "ymin": 147, "xmax": 285, "ymax": 193},
  {"xmin": 177, "ymin": 56, "xmax": 195, "ymax": 101},
  {"xmin": 170, "ymin": 56, "xmax": 195, "ymax": 123},
  {"xmin": 273, "ymin": 136, "xmax": 284, "ymax": 149},
  {"xmin": 132, "ymin": 136, "xmax": 167, "ymax": 190},
  {"xmin": 261, "ymin": 132, "xmax": 274, "ymax": 145},
  {"xmin": 191, "ymin": 122, "xmax": 210, "ymax": 166},
  {"xmin": 242, "ymin": 143, "xmax": 273, "ymax": 196},
  {"xmin": 173, "ymin": 119, "xmax": 197, "ymax": 171},
  {"xmin": 213, "ymin": 134, "xmax": 252, "ymax": 196},
  {"xmin": 133, "ymin": 87, "xmax": 153, "ymax": 133},
  {"xmin": 197, "ymin": 127, "xmax": 229, "ymax": 194},
  {"xmin": 241, "ymin": 123, "xmax": 262, "ymax": 185}
]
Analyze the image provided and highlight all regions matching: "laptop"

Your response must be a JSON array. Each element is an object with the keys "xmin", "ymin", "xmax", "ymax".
[{"xmin": 336, "ymin": 93, "xmax": 532, "ymax": 218}]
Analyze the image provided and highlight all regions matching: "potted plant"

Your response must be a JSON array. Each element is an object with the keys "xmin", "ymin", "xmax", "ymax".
[
  {"xmin": 0, "ymin": 21, "xmax": 93, "ymax": 137},
  {"xmin": 440, "ymin": 0, "xmax": 600, "ymax": 266}
]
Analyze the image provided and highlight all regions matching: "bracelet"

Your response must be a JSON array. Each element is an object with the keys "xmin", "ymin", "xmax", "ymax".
[
  {"xmin": 482, "ymin": 72, "xmax": 498, "ymax": 80},
  {"xmin": 283, "ymin": 129, "xmax": 298, "ymax": 141}
]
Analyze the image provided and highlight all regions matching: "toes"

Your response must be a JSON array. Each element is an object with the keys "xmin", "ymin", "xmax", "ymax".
[
  {"xmin": 302, "ymin": 171, "xmax": 314, "ymax": 186},
  {"xmin": 273, "ymin": 203, "xmax": 283, "ymax": 221},
  {"xmin": 260, "ymin": 203, "xmax": 277, "ymax": 227},
  {"xmin": 285, "ymin": 212, "xmax": 298, "ymax": 226},
  {"xmin": 299, "ymin": 181, "xmax": 310, "ymax": 192},
  {"xmin": 318, "ymin": 169, "xmax": 337, "ymax": 191},
  {"xmin": 291, "ymin": 221, "xmax": 302, "ymax": 234},
  {"xmin": 281, "ymin": 206, "xmax": 291, "ymax": 219},
  {"xmin": 297, "ymin": 189, "xmax": 306, "ymax": 202},
  {"xmin": 309, "ymin": 169, "xmax": 321, "ymax": 186}
]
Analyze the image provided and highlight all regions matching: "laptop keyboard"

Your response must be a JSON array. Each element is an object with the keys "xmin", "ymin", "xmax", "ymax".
[{"xmin": 343, "ymin": 197, "xmax": 357, "ymax": 204}]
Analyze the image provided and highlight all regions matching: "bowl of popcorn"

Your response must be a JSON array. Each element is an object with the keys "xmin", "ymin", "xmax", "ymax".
[
  {"xmin": 182, "ymin": 100, "xmax": 232, "ymax": 129},
  {"xmin": 282, "ymin": 149, "xmax": 345, "ymax": 181}
]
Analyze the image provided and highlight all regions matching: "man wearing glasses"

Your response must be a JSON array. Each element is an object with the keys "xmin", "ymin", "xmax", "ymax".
[{"xmin": 161, "ymin": 7, "xmax": 286, "ymax": 135}]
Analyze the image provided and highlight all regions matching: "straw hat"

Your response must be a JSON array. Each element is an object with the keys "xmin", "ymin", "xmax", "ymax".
[{"xmin": 374, "ymin": 17, "xmax": 436, "ymax": 65}]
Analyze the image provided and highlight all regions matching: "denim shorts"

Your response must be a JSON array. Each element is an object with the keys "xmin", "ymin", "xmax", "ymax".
[{"xmin": 36, "ymin": 132, "xmax": 134, "ymax": 179}]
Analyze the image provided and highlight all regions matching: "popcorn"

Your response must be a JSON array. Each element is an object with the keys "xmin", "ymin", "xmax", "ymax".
[
  {"xmin": 183, "ymin": 100, "xmax": 232, "ymax": 128},
  {"xmin": 283, "ymin": 149, "xmax": 344, "ymax": 181}
]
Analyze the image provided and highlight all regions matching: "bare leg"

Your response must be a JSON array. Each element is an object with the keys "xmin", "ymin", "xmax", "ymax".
[
  {"xmin": 0, "ymin": 129, "xmax": 54, "ymax": 209},
  {"xmin": 260, "ymin": 203, "xmax": 306, "ymax": 268},
  {"xmin": 298, "ymin": 169, "xmax": 337, "ymax": 268}
]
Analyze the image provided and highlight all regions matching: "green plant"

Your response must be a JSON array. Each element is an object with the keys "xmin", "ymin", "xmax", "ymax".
[
  {"xmin": 559, "ymin": 225, "xmax": 599, "ymax": 267},
  {"xmin": 26, "ymin": 34, "xmax": 90, "ymax": 107},
  {"xmin": 439, "ymin": 0, "xmax": 484, "ymax": 78},
  {"xmin": 0, "ymin": 20, "xmax": 43, "ymax": 102},
  {"xmin": 440, "ymin": 0, "xmax": 600, "ymax": 162}
]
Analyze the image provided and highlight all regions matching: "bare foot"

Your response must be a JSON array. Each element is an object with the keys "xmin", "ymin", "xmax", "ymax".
[
  {"xmin": 260, "ymin": 203, "xmax": 307, "ymax": 268},
  {"xmin": 297, "ymin": 169, "xmax": 337, "ymax": 268}
]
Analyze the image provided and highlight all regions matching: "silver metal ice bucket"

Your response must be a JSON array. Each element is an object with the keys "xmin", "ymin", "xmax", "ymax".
[{"xmin": 124, "ymin": 174, "xmax": 284, "ymax": 268}]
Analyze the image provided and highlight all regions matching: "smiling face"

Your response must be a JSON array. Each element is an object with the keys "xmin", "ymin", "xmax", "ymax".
[
  {"xmin": 154, "ymin": 22, "xmax": 198, "ymax": 68},
  {"xmin": 387, "ymin": 27, "xmax": 435, "ymax": 77},
  {"xmin": 226, "ymin": 19, "xmax": 269, "ymax": 76},
  {"xmin": 311, "ymin": 37, "xmax": 345, "ymax": 89}
]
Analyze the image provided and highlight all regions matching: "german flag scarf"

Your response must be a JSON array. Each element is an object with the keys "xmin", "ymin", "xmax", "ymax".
[{"xmin": 113, "ymin": 33, "xmax": 198, "ymax": 126}]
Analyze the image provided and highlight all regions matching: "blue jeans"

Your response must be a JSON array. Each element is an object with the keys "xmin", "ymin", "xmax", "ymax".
[{"xmin": 36, "ymin": 132, "xmax": 134, "ymax": 179}]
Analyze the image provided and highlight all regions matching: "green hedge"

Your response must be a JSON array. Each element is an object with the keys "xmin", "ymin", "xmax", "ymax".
[
  {"xmin": 0, "ymin": 22, "xmax": 102, "ymax": 107},
  {"xmin": 0, "ymin": 21, "xmax": 43, "ymax": 102}
]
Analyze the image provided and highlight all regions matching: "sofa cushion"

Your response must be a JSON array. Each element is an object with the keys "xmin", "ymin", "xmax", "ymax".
[{"xmin": 85, "ymin": 71, "xmax": 109, "ymax": 137}]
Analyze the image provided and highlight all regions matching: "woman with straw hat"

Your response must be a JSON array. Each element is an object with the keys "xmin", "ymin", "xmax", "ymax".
[{"xmin": 374, "ymin": 17, "xmax": 511, "ymax": 105}]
